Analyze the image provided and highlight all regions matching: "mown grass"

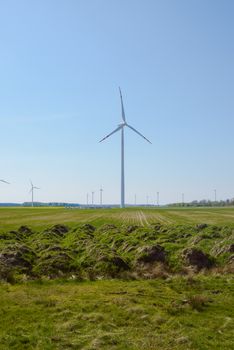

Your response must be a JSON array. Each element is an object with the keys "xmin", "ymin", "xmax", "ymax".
[
  {"xmin": 0, "ymin": 276, "xmax": 233, "ymax": 350},
  {"xmin": 1, "ymin": 207, "xmax": 234, "ymax": 232}
]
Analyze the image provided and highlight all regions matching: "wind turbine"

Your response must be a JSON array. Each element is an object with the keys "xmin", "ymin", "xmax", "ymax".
[
  {"xmin": 182, "ymin": 193, "xmax": 184, "ymax": 206},
  {"xmin": 100, "ymin": 186, "xmax": 103, "ymax": 206},
  {"xmin": 157, "ymin": 191, "xmax": 159, "ymax": 206},
  {"xmin": 214, "ymin": 189, "xmax": 217, "ymax": 202},
  {"xmin": 29, "ymin": 180, "xmax": 40, "ymax": 207},
  {"xmin": 0, "ymin": 179, "xmax": 10, "ymax": 184},
  {"xmin": 99, "ymin": 88, "xmax": 151, "ymax": 208}
]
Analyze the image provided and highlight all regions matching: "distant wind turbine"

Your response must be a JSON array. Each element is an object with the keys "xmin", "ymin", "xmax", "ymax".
[
  {"xmin": 99, "ymin": 88, "xmax": 151, "ymax": 208},
  {"xmin": 100, "ymin": 186, "xmax": 103, "ymax": 206},
  {"xmin": 182, "ymin": 193, "xmax": 184, "ymax": 206},
  {"xmin": 29, "ymin": 180, "xmax": 40, "ymax": 207},
  {"xmin": 157, "ymin": 192, "xmax": 159, "ymax": 206},
  {"xmin": 0, "ymin": 179, "xmax": 10, "ymax": 184}
]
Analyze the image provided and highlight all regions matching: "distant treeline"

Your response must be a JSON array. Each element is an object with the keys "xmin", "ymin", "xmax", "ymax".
[
  {"xmin": 168, "ymin": 199, "xmax": 234, "ymax": 207},
  {"xmin": 22, "ymin": 202, "xmax": 81, "ymax": 207},
  {"xmin": 0, "ymin": 202, "xmax": 81, "ymax": 207}
]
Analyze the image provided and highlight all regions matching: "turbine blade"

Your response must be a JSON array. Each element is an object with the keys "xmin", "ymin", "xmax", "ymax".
[
  {"xmin": 119, "ymin": 87, "xmax": 126, "ymax": 122},
  {"xmin": 30, "ymin": 179, "xmax": 33, "ymax": 187},
  {"xmin": 34, "ymin": 187, "xmax": 40, "ymax": 190},
  {"xmin": 127, "ymin": 124, "xmax": 152, "ymax": 144},
  {"xmin": 0, "ymin": 179, "xmax": 10, "ymax": 184},
  {"xmin": 99, "ymin": 125, "xmax": 122, "ymax": 142}
]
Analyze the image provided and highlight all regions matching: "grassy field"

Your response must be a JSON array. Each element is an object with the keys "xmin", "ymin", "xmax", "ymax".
[
  {"xmin": 1, "ymin": 206, "xmax": 234, "ymax": 231},
  {"xmin": 0, "ymin": 277, "xmax": 233, "ymax": 350},
  {"xmin": 0, "ymin": 207, "xmax": 233, "ymax": 349}
]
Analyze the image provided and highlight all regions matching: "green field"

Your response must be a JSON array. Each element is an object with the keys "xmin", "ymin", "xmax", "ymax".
[
  {"xmin": 1, "ymin": 206, "xmax": 234, "ymax": 231},
  {"xmin": 0, "ymin": 207, "xmax": 233, "ymax": 349},
  {"xmin": 0, "ymin": 277, "xmax": 233, "ymax": 350}
]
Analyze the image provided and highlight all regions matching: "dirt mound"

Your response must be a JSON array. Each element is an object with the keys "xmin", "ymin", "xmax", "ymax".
[
  {"xmin": 183, "ymin": 248, "xmax": 214, "ymax": 269},
  {"xmin": 126, "ymin": 225, "xmax": 139, "ymax": 233},
  {"xmin": 95, "ymin": 254, "xmax": 130, "ymax": 275},
  {"xmin": 150, "ymin": 223, "xmax": 163, "ymax": 231},
  {"xmin": 99, "ymin": 224, "xmax": 118, "ymax": 231},
  {"xmin": 34, "ymin": 247, "xmax": 74, "ymax": 276},
  {"xmin": 0, "ymin": 231, "xmax": 18, "ymax": 240},
  {"xmin": 110, "ymin": 256, "xmax": 130, "ymax": 270},
  {"xmin": 0, "ymin": 244, "xmax": 36, "ymax": 271},
  {"xmin": 80, "ymin": 224, "xmax": 96, "ymax": 233},
  {"xmin": 44, "ymin": 224, "xmax": 69, "ymax": 237},
  {"xmin": 137, "ymin": 245, "xmax": 166, "ymax": 264},
  {"xmin": 196, "ymin": 223, "xmax": 208, "ymax": 230},
  {"xmin": 227, "ymin": 244, "xmax": 234, "ymax": 253},
  {"xmin": 18, "ymin": 226, "xmax": 33, "ymax": 235}
]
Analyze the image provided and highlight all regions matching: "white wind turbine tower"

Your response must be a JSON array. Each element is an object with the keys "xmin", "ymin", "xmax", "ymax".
[
  {"xmin": 100, "ymin": 88, "xmax": 151, "ymax": 208},
  {"xmin": 29, "ymin": 180, "xmax": 40, "ymax": 207},
  {"xmin": 91, "ymin": 191, "xmax": 95, "ymax": 205},
  {"xmin": 100, "ymin": 186, "xmax": 103, "ymax": 206}
]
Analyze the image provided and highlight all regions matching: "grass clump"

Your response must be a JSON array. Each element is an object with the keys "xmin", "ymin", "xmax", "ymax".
[{"xmin": 186, "ymin": 294, "xmax": 211, "ymax": 311}]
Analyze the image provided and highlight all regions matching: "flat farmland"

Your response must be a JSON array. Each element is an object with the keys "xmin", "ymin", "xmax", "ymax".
[{"xmin": 1, "ymin": 207, "xmax": 234, "ymax": 231}]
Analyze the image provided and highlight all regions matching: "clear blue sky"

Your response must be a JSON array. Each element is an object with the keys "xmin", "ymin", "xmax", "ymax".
[{"xmin": 0, "ymin": 0, "xmax": 233, "ymax": 204}]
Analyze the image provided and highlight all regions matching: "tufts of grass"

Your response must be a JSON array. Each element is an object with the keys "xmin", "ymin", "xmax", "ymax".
[
  {"xmin": 186, "ymin": 294, "xmax": 211, "ymax": 311},
  {"xmin": 0, "ymin": 276, "xmax": 233, "ymax": 349}
]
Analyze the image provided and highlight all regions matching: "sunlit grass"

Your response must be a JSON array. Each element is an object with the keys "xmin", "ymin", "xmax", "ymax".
[
  {"xmin": 1, "ymin": 206, "xmax": 234, "ymax": 232},
  {"xmin": 0, "ymin": 276, "xmax": 233, "ymax": 349}
]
